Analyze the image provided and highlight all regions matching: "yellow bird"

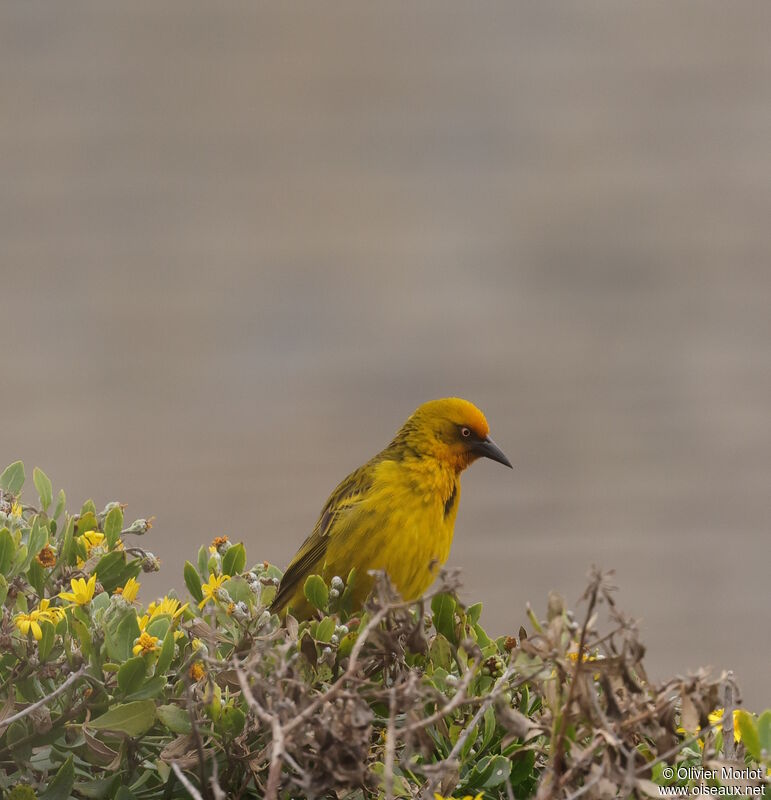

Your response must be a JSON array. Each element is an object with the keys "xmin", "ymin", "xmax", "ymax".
[{"xmin": 271, "ymin": 398, "xmax": 512, "ymax": 619}]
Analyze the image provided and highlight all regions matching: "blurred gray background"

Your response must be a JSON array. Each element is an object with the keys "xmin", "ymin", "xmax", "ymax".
[{"xmin": 2, "ymin": 3, "xmax": 769, "ymax": 706}]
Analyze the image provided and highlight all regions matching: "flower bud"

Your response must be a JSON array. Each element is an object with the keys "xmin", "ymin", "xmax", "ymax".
[
  {"xmin": 142, "ymin": 553, "xmax": 161, "ymax": 572},
  {"xmin": 126, "ymin": 518, "xmax": 152, "ymax": 535},
  {"xmin": 214, "ymin": 588, "xmax": 232, "ymax": 605}
]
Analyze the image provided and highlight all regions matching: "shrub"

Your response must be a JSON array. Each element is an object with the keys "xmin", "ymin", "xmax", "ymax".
[{"xmin": 0, "ymin": 460, "xmax": 768, "ymax": 799}]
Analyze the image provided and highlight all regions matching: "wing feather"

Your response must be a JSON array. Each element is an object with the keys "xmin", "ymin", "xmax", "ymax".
[{"xmin": 270, "ymin": 458, "xmax": 379, "ymax": 613}]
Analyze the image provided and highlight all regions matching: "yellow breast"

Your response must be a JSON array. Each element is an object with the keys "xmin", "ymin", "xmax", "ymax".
[{"xmin": 323, "ymin": 457, "xmax": 460, "ymax": 605}]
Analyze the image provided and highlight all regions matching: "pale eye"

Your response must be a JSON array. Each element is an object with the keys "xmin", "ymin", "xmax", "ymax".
[{"xmin": 461, "ymin": 427, "xmax": 471, "ymax": 438}]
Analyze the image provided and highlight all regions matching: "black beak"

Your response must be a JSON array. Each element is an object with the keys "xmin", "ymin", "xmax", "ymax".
[{"xmin": 472, "ymin": 435, "xmax": 513, "ymax": 468}]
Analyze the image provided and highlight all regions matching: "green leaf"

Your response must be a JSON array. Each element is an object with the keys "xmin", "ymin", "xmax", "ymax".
[
  {"xmin": 222, "ymin": 542, "xmax": 246, "ymax": 576},
  {"xmin": 104, "ymin": 505, "xmax": 124, "ymax": 549},
  {"xmin": 197, "ymin": 545, "xmax": 209, "ymax": 579},
  {"xmin": 0, "ymin": 574, "xmax": 8, "ymax": 606},
  {"xmin": 124, "ymin": 675, "xmax": 166, "ymax": 701},
  {"xmin": 115, "ymin": 787, "xmax": 137, "ymax": 800},
  {"xmin": 104, "ymin": 609, "xmax": 141, "ymax": 662},
  {"xmin": 303, "ymin": 574, "xmax": 329, "ymax": 612},
  {"xmin": 184, "ymin": 561, "xmax": 203, "ymax": 602},
  {"xmin": 27, "ymin": 515, "xmax": 49, "ymax": 562},
  {"xmin": 484, "ymin": 755, "xmax": 512, "ymax": 787},
  {"xmin": 0, "ymin": 461, "xmax": 25, "ymax": 495},
  {"xmin": 33, "ymin": 467, "xmax": 53, "ymax": 511},
  {"xmin": 338, "ymin": 567, "xmax": 358, "ymax": 616},
  {"xmin": 157, "ymin": 704, "xmax": 192, "ymax": 735},
  {"xmin": 315, "ymin": 616, "xmax": 336, "ymax": 643},
  {"xmin": 75, "ymin": 510, "xmax": 98, "ymax": 535},
  {"xmin": 735, "ymin": 710, "xmax": 760, "ymax": 760},
  {"xmin": 28, "ymin": 558, "xmax": 46, "ymax": 597},
  {"xmin": 474, "ymin": 623, "xmax": 493, "ymax": 649},
  {"xmin": 147, "ymin": 616, "xmax": 170, "ymax": 639},
  {"xmin": 481, "ymin": 704, "xmax": 497, "ymax": 752},
  {"xmin": 429, "ymin": 633, "xmax": 453, "ymax": 670},
  {"xmin": 6, "ymin": 722, "xmax": 32, "ymax": 765},
  {"xmin": 129, "ymin": 771, "xmax": 155, "ymax": 793},
  {"xmin": 757, "ymin": 709, "xmax": 771, "ymax": 756},
  {"xmin": 72, "ymin": 618, "xmax": 93, "ymax": 658},
  {"xmin": 95, "ymin": 550, "xmax": 128, "ymax": 593},
  {"xmin": 509, "ymin": 749, "xmax": 535, "ymax": 786},
  {"xmin": 115, "ymin": 559, "xmax": 142, "ymax": 592},
  {"xmin": 10, "ymin": 544, "xmax": 28, "ymax": 578},
  {"xmin": 39, "ymin": 754, "xmax": 75, "ymax": 800},
  {"xmin": 338, "ymin": 631, "xmax": 357, "ymax": 658},
  {"xmin": 38, "ymin": 620, "xmax": 56, "ymax": 662},
  {"xmin": 76, "ymin": 775, "xmax": 122, "ymax": 799},
  {"xmin": 53, "ymin": 488, "xmax": 66, "ymax": 520},
  {"xmin": 0, "ymin": 528, "xmax": 13, "ymax": 574},
  {"xmin": 431, "ymin": 593, "xmax": 457, "ymax": 644},
  {"xmin": 80, "ymin": 499, "xmax": 97, "ymax": 516},
  {"xmin": 87, "ymin": 700, "xmax": 156, "ymax": 737},
  {"xmin": 223, "ymin": 576, "xmax": 252, "ymax": 605},
  {"xmin": 117, "ymin": 656, "xmax": 148, "ymax": 695},
  {"xmin": 459, "ymin": 717, "xmax": 479, "ymax": 761},
  {"xmin": 466, "ymin": 601, "xmax": 483, "ymax": 625},
  {"xmin": 155, "ymin": 627, "xmax": 176, "ymax": 674},
  {"xmin": 14, "ymin": 515, "xmax": 48, "ymax": 575},
  {"xmin": 91, "ymin": 592, "xmax": 111, "ymax": 613},
  {"xmin": 219, "ymin": 705, "xmax": 246, "ymax": 737},
  {"xmin": 60, "ymin": 516, "xmax": 76, "ymax": 565}
]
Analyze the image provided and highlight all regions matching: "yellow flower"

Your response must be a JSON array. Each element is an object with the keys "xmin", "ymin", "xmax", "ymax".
[
  {"xmin": 709, "ymin": 708, "xmax": 743, "ymax": 743},
  {"xmin": 58, "ymin": 574, "xmax": 97, "ymax": 606},
  {"xmin": 115, "ymin": 576, "xmax": 140, "ymax": 603},
  {"xmin": 133, "ymin": 631, "xmax": 160, "ymax": 655},
  {"xmin": 189, "ymin": 661, "xmax": 206, "ymax": 681},
  {"xmin": 434, "ymin": 794, "xmax": 484, "ymax": 800},
  {"xmin": 11, "ymin": 501, "xmax": 23, "ymax": 519},
  {"xmin": 677, "ymin": 707, "xmax": 743, "ymax": 748},
  {"xmin": 137, "ymin": 613, "xmax": 150, "ymax": 632},
  {"xmin": 38, "ymin": 598, "xmax": 66, "ymax": 624},
  {"xmin": 147, "ymin": 596, "xmax": 188, "ymax": 620},
  {"xmin": 35, "ymin": 545, "xmax": 57, "ymax": 568},
  {"xmin": 14, "ymin": 609, "xmax": 46, "ymax": 640},
  {"xmin": 80, "ymin": 530, "xmax": 105, "ymax": 551},
  {"xmin": 75, "ymin": 530, "xmax": 109, "ymax": 565},
  {"xmin": 198, "ymin": 573, "xmax": 230, "ymax": 609},
  {"xmin": 568, "ymin": 647, "xmax": 602, "ymax": 663},
  {"xmin": 15, "ymin": 598, "xmax": 63, "ymax": 639}
]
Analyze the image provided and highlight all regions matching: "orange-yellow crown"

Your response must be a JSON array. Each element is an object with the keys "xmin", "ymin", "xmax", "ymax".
[{"xmin": 410, "ymin": 397, "xmax": 490, "ymax": 438}]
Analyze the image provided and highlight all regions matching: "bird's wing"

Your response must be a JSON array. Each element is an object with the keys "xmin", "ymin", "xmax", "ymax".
[{"xmin": 270, "ymin": 459, "xmax": 377, "ymax": 613}]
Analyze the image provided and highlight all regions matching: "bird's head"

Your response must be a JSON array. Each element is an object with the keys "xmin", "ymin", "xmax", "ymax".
[{"xmin": 396, "ymin": 397, "xmax": 513, "ymax": 473}]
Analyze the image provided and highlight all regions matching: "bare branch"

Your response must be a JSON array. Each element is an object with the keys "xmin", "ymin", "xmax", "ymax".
[
  {"xmin": 551, "ymin": 572, "xmax": 601, "ymax": 779},
  {"xmin": 172, "ymin": 762, "xmax": 205, "ymax": 800},
  {"xmin": 384, "ymin": 686, "xmax": 397, "ymax": 800},
  {"xmin": 404, "ymin": 656, "xmax": 480, "ymax": 733},
  {"xmin": 0, "ymin": 666, "xmax": 86, "ymax": 730}
]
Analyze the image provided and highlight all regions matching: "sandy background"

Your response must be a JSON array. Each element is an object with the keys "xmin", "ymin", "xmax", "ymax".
[{"xmin": 2, "ymin": 3, "xmax": 769, "ymax": 706}]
